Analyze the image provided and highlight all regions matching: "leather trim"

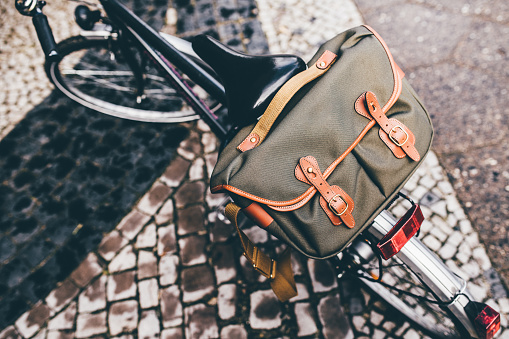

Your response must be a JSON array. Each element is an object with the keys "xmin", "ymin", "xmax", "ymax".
[
  {"xmin": 213, "ymin": 26, "xmax": 407, "ymax": 210},
  {"xmin": 362, "ymin": 25, "xmax": 404, "ymax": 113},
  {"xmin": 212, "ymin": 119, "xmax": 376, "ymax": 211},
  {"xmin": 366, "ymin": 92, "xmax": 420, "ymax": 161},
  {"xmin": 379, "ymin": 128, "xmax": 406, "ymax": 159},
  {"xmin": 298, "ymin": 156, "xmax": 355, "ymax": 227},
  {"xmin": 355, "ymin": 92, "xmax": 372, "ymax": 120},
  {"xmin": 237, "ymin": 50, "xmax": 337, "ymax": 152},
  {"xmin": 319, "ymin": 185, "xmax": 355, "ymax": 228},
  {"xmin": 238, "ymin": 133, "xmax": 260, "ymax": 152},
  {"xmin": 243, "ymin": 202, "xmax": 274, "ymax": 228},
  {"xmin": 316, "ymin": 50, "xmax": 337, "ymax": 69}
]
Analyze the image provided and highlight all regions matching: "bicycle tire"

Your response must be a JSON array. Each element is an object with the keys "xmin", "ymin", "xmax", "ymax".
[
  {"xmin": 45, "ymin": 35, "xmax": 218, "ymax": 123},
  {"xmin": 341, "ymin": 234, "xmax": 472, "ymax": 338}
]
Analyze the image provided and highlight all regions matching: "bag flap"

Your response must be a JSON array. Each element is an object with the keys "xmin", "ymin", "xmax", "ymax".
[{"xmin": 211, "ymin": 25, "xmax": 432, "ymax": 210}]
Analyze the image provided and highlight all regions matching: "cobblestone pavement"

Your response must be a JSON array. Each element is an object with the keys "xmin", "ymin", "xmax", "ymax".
[
  {"xmin": 353, "ymin": 0, "xmax": 509, "ymax": 289},
  {"xmin": 1, "ymin": 0, "xmax": 508, "ymax": 338}
]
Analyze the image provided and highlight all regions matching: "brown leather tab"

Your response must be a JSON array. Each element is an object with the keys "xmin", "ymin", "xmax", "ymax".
[
  {"xmin": 365, "ymin": 91, "xmax": 420, "ymax": 161},
  {"xmin": 319, "ymin": 185, "xmax": 355, "ymax": 228},
  {"xmin": 355, "ymin": 92, "xmax": 372, "ymax": 120},
  {"xmin": 238, "ymin": 133, "xmax": 260, "ymax": 152},
  {"xmin": 298, "ymin": 156, "xmax": 355, "ymax": 227},
  {"xmin": 243, "ymin": 203, "xmax": 274, "ymax": 228},
  {"xmin": 316, "ymin": 50, "xmax": 337, "ymax": 70}
]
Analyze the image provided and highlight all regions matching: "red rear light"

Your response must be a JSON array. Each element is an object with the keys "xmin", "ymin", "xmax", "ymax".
[
  {"xmin": 474, "ymin": 305, "xmax": 500, "ymax": 339},
  {"xmin": 377, "ymin": 204, "xmax": 423, "ymax": 260}
]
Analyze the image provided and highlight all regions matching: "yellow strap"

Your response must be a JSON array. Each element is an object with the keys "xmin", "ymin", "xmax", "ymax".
[
  {"xmin": 237, "ymin": 51, "xmax": 337, "ymax": 151},
  {"xmin": 224, "ymin": 202, "xmax": 297, "ymax": 301}
]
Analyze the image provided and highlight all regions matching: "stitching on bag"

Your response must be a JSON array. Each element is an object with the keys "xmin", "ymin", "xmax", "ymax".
[
  {"xmin": 216, "ymin": 27, "xmax": 404, "ymax": 211},
  {"xmin": 362, "ymin": 25, "xmax": 402, "ymax": 114}
]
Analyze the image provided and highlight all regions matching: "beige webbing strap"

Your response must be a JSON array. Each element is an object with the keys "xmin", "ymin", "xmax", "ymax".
[
  {"xmin": 237, "ymin": 50, "xmax": 338, "ymax": 152},
  {"xmin": 224, "ymin": 202, "xmax": 297, "ymax": 302}
]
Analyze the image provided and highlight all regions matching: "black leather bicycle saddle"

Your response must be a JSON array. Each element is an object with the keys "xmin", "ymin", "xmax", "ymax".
[{"xmin": 192, "ymin": 35, "xmax": 306, "ymax": 127}]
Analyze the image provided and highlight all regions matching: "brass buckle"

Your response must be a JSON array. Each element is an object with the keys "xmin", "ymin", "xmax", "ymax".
[
  {"xmin": 389, "ymin": 125, "xmax": 409, "ymax": 147},
  {"xmin": 250, "ymin": 247, "xmax": 276, "ymax": 279},
  {"xmin": 329, "ymin": 194, "xmax": 348, "ymax": 216}
]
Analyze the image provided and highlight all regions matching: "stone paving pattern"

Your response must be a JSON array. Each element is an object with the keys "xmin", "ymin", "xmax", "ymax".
[
  {"xmin": 1, "ymin": 0, "xmax": 509, "ymax": 337},
  {"xmin": 353, "ymin": 0, "xmax": 509, "ymax": 288},
  {"xmin": 0, "ymin": 0, "xmax": 267, "ymax": 329}
]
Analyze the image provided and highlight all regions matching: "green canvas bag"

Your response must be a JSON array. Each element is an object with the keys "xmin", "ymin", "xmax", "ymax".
[{"xmin": 210, "ymin": 25, "xmax": 433, "ymax": 301}]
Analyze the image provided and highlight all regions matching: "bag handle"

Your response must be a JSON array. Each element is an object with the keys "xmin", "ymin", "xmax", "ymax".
[
  {"xmin": 237, "ymin": 50, "xmax": 338, "ymax": 152},
  {"xmin": 224, "ymin": 202, "xmax": 297, "ymax": 301}
]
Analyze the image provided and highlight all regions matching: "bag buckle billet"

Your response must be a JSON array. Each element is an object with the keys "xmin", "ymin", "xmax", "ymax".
[
  {"xmin": 389, "ymin": 125, "xmax": 409, "ymax": 147},
  {"xmin": 250, "ymin": 247, "xmax": 276, "ymax": 279},
  {"xmin": 329, "ymin": 194, "xmax": 348, "ymax": 216}
]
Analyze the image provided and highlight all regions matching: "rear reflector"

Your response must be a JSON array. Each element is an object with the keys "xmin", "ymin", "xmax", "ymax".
[
  {"xmin": 474, "ymin": 305, "xmax": 500, "ymax": 339},
  {"xmin": 377, "ymin": 204, "xmax": 423, "ymax": 260}
]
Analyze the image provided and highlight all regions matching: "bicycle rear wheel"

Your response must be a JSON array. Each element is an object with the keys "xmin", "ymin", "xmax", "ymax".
[
  {"xmin": 338, "ymin": 217, "xmax": 473, "ymax": 338},
  {"xmin": 46, "ymin": 35, "xmax": 220, "ymax": 123}
]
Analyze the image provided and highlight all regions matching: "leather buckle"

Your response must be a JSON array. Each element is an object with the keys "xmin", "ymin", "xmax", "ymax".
[
  {"xmin": 389, "ymin": 125, "xmax": 409, "ymax": 147},
  {"xmin": 329, "ymin": 194, "xmax": 348, "ymax": 216},
  {"xmin": 250, "ymin": 247, "xmax": 276, "ymax": 279}
]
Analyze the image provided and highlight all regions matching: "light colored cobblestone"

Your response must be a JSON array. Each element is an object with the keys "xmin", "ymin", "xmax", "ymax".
[
  {"xmin": 139, "ymin": 278, "xmax": 159, "ymax": 309},
  {"xmin": 185, "ymin": 304, "xmax": 219, "ymax": 339},
  {"xmin": 117, "ymin": 210, "xmax": 151, "ymax": 241},
  {"xmin": 15, "ymin": 302, "xmax": 50, "ymax": 339},
  {"xmin": 107, "ymin": 271, "xmax": 137, "ymax": 302},
  {"xmin": 438, "ymin": 243, "xmax": 457, "ymax": 260},
  {"xmin": 98, "ymin": 231, "xmax": 129, "ymax": 262},
  {"xmin": 70, "ymin": 253, "xmax": 103, "ymax": 288},
  {"xmin": 136, "ymin": 223, "xmax": 157, "ymax": 249},
  {"xmin": 472, "ymin": 247, "xmax": 492, "ymax": 271},
  {"xmin": 45, "ymin": 280, "xmax": 79, "ymax": 314},
  {"xmin": 466, "ymin": 232, "xmax": 480, "ymax": 247},
  {"xmin": 294, "ymin": 302, "xmax": 318, "ymax": 337},
  {"xmin": 373, "ymin": 328, "xmax": 386, "ymax": 339},
  {"xmin": 220, "ymin": 325, "xmax": 247, "ymax": 339},
  {"xmin": 137, "ymin": 182, "xmax": 173, "ymax": 215},
  {"xmin": 78, "ymin": 276, "xmax": 107, "ymax": 314},
  {"xmin": 47, "ymin": 302, "xmax": 75, "ymax": 331},
  {"xmin": 158, "ymin": 224, "xmax": 177, "ymax": 256},
  {"xmin": 155, "ymin": 199, "xmax": 174, "ymax": 225},
  {"xmin": 76, "ymin": 312, "xmax": 107, "ymax": 338},
  {"xmin": 138, "ymin": 250, "xmax": 158, "ymax": 280},
  {"xmin": 217, "ymin": 284, "xmax": 237, "ymax": 320},
  {"xmin": 189, "ymin": 157, "xmax": 205, "ymax": 181},
  {"xmin": 109, "ymin": 245, "xmax": 137, "ymax": 273},
  {"xmin": 352, "ymin": 315, "xmax": 366, "ymax": 331},
  {"xmin": 459, "ymin": 219, "xmax": 474, "ymax": 234},
  {"xmin": 249, "ymin": 290, "xmax": 282, "ymax": 329},
  {"xmin": 446, "ymin": 231, "xmax": 464, "ymax": 247},
  {"xmin": 159, "ymin": 254, "xmax": 179, "ymax": 286},
  {"xmin": 108, "ymin": 300, "xmax": 139, "ymax": 336},
  {"xmin": 422, "ymin": 235, "xmax": 441, "ymax": 252},
  {"xmin": 461, "ymin": 261, "xmax": 481, "ymax": 279},
  {"xmin": 138, "ymin": 310, "xmax": 161, "ymax": 339},
  {"xmin": 370, "ymin": 311, "xmax": 384, "ymax": 326}
]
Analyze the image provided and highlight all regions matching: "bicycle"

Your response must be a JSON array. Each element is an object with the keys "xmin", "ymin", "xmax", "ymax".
[{"xmin": 14, "ymin": 0, "xmax": 502, "ymax": 338}]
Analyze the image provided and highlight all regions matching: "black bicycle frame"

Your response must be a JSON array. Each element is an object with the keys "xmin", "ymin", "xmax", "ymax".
[{"xmin": 99, "ymin": 0, "xmax": 228, "ymax": 138}]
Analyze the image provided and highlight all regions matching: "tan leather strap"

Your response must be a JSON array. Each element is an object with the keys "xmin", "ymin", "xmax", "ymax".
[
  {"xmin": 238, "ymin": 50, "xmax": 338, "ymax": 152},
  {"xmin": 364, "ymin": 91, "xmax": 420, "ymax": 161},
  {"xmin": 224, "ymin": 203, "xmax": 297, "ymax": 301},
  {"xmin": 296, "ymin": 156, "xmax": 355, "ymax": 227}
]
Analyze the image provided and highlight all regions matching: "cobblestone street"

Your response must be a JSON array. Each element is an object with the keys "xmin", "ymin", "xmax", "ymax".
[{"xmin": 1, "ymin": 0, "xmax": 508, "ymax": 338}]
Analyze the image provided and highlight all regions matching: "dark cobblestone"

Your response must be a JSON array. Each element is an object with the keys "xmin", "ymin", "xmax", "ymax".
[{"xmin": 177, "ymin": 205, "xmax": 206, "ymax": 235}]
